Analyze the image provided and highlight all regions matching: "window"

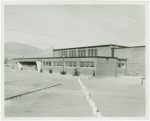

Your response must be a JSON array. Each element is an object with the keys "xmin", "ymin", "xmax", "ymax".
[
  {"xmin": 61, "ymin": 51, "xmax": 67, "ymax": 57},
  {"xmin": 88, "ymin": 50, "xmax": 90, "ymax": 56},
  {"xmin": 80, "ymin": 62, "xmax": 85, "ymax": 67},
  {"xmin": 84, "ymin": 50, "xmax": 86, "ymax": 56},
  {"xmin": 43, "ymin": 61, "xmax": 51, "ymax": 66},
  {"xmin": 53, "ymin": 61, "xmax": 56, "ymax": 66},
  {"xmin": 117, "ymin": 63, "xmax": 125, "ymax": 69},
  {"xmin": 49, "ymin": 62, "xmax": 51, "ymax": 66},
  {"xmin": 69, "ymin": 62, "xmax": 72, "ymax": 67},
  {"xmin": 43, "ymin": 61, "xmax": 46, "ymax": 66},
  {"xmin": 91, "ymin": 49, "xmax": 94, "ymax": 56},
  {"xmin": 57, "ymin": 61, "xmax": 59, "ymax": 66},
  {"xmin": 60, "ymin": 61, "xmax": 63, "ymax": 66},
  {"xmin": 85, "ymin": 62, "xmax": 89, "ymax": 67},
  {"xmin": 74, "ymin": 51, "xmax": 76, "ymax": 57},
  {"xmin": 46, "ymin": 62, "xmax": 49, "ymax": 66},
  {"xmin": 88, "ymin": 49, "xmax": 97, "ymax": 56},
  {"xmin": 90, "ymin": 62, "xmax": 94, "ymax": 67},
  {"xmin": 65, "ymin": 61, "xmax": 69, "ymax": 66},
  {"xmin": 80, "ymin": 61, "xmax": 94, "ymax": 67},
  {"xmin": 78, "ymin": 50, "xmax": 80, "ymax": 57},
  {"xmin": 69, "ymin": 50, "xmax": 76, "ymax": 57},
  {"xmin": 95, "ymin": 49, "xmax": 97, "ymax": 56},
  {"xmin": 65, "ymin": 61, "xmax": 77, "ymax": 67},
  {"xmin": 78, "ymin": 49, "xmax": 86, "ymax": 57},
  {"xmin": 73, "ymin": 62, "xmax": 77, "ymax": 67}
]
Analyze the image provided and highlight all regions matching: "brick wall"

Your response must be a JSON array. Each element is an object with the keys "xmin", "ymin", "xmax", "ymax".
[
  {"xmin": 114, "ymin": 47, "xmax": 145, "ymax": 76},
  {"xmin": 96, "ymin": 58, "xmax": 117, "ymax": 78},
  {"xmin": 117, "ymin": 59, "xmax": 127, "ymax": 76}
]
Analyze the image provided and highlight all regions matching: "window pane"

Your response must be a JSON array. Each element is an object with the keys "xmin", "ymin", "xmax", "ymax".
[
  {"xmin": 84, "ymin": 50, "xmax": 86, "ymax": 56},
  {"xmin": 95, "ymin": 49, "xmax": 97, "ymax": 56},
  {"xmin": 73, "ymin": 62, "xmax": 77, "ymax": 67},
  {"xmin": 65, "ymin": 61, "xmax": 67, "ymax": 66},
  {"xmin": 49, "ymin": 62, "xmax": 51, "ymax": 66},
  {"xmin": 60, "ymin": 61, "xmax": 63, "ymax": 66},
  {"xmin": 69, "ymin": 62, "xmax": 72, "ymax": 67},
  {"xmin": 91, "ymin": 50, "xmax": 94, "ymax": 56},
  {"xmin": 90, "ymin": 62, "xmax": 94, "ymax": 67},
  {"xmin": 74, "ymin": 51, "xmax": 76, "ymax": 57},
  {"xmin": 78, "ymin": 50, "xmax": 80, "ymax": 57},
  {"xmin": 85, "ymin": 62, "xmax": 89, "ymax": 67},
  {"xmin": 88, "ymin": 50, "xmax": 90, "ymax": 56},
  {"xmin": 57, "ymin": 61, "xmax": 59, "ymax": 66},
  {"xmin": 80, "ymin": 62, "xmax": 84, "ymax": 67}
]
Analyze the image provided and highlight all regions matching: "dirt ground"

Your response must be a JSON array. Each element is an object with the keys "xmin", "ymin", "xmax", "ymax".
[{"xmin": 4, "ymin": 66, "xmax": 146, "ymax": 117}]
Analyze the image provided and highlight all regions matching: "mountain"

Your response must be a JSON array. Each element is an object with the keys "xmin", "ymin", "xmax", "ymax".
[{"xmin": 4, "ymin": 42, "xmax": 53, "ymax": 59}]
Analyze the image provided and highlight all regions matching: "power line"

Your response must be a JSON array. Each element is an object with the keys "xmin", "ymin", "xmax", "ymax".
[
  {"xmin": 5, "ymin": 28, "xmax": 107, "ymax": 45},
  {"xmin": 68, "ymin": 6, "xmax": 144, "ymax": 26},
  {"xmin": 94, "ymin": 5, "xmax": 143, "ymax": 21}
]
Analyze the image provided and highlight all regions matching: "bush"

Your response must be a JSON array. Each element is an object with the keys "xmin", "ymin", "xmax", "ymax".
[
  {"xmin": 40, "ymin": 69, "xmax": 43, "ymax": 73},
  {"xmin": 73, "ymin": 68, "xmax": 80, "ymax": 76},
  {"xmin": 93, "ymin": 70, "xmax": 95, "ymax": 77},
  {"xmin": 60, "ymin": 71, "xmax": 66, "ymax": 75},
  {"xmin": 49, "ymin": 69, "xmax": 52, "ymax": 73}
]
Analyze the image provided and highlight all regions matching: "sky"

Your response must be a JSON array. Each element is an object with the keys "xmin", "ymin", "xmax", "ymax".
[{"xmin": 4, "ymin": 5, "xmax": 145, "ymax": 50}]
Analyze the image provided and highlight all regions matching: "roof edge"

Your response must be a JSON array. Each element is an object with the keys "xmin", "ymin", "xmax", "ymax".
[{"xmin": 53, "ymin": 44, "xmax": 128, "ymax": 51}]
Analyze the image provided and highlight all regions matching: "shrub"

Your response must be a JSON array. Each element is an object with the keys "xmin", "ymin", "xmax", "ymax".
[
  {"xmin": 93, "ymin": 70, "xmax": 95, "ymax": 77},
  {"xmin": 49, "ymin": 69, "xmax": 52, "ymax": 73},
  {"xmin": 40, "ymin": 69, "xmax": 43, "ymax": 73},
  {"xmin": 60, "ymin": 71, "xmax": 66, "ymax": 75},
  {"xmin": 73, "ymin": 68, "xmax": 80, "ymax": 76}
]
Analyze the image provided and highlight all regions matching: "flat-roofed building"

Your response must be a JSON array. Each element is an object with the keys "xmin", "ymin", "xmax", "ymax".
[
  {"xmin": 113, "ymin": 46, "xmax": 145, "ymax": 76},
  {"xmin": 12, "ymin": 44, "xmax": 145, "ymax": 78},
  {"xmin": 53, "ymin": 44, "xmax": 127, "ymax": 57}
]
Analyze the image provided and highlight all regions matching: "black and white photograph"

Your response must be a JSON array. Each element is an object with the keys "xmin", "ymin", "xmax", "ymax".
[{"xmin": 2, "ymin": 1, "xmax": 149, "ymax": 119}]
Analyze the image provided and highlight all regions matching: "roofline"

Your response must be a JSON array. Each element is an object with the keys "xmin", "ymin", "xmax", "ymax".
[
  {"xmin": 53, "ymin": 44, "xmax": 128, "ymax": 51},
  {"xmin": 112, "ymin": 45, "xmax": 145, "ymax": 50},
  {"xmin": 13, "ymin": 56, "xmax": 120, "ymax": 60}
]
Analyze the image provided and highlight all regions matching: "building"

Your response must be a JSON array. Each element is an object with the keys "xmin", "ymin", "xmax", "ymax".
[
  {"xmin": 12, "ymin": 44, "xmax": 145, "ymax": 78},
  {"xmin": 113, "ymin": 46, "xmax": 145, "ymax": 76}
]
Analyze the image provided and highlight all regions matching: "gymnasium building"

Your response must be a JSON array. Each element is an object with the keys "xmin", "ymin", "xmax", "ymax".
[{"xmin": 12, "ymin": 44, "xmax": 145, "ymax": 78}]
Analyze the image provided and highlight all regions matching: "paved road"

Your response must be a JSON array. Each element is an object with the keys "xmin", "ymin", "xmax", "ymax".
[{"xmin": 5, "ymin": 68, "xmax": 92, "ymax": 117}]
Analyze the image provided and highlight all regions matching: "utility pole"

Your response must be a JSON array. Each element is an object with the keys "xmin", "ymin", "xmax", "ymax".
[{"xmin": 63, "ymin": 55, "xmax": 65, "ymax": 72}]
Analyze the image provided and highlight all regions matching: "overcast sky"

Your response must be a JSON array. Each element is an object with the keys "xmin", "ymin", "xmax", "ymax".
[{"xmin": 4, "ymin": 5, "xmax": 145, "ymax": 50}]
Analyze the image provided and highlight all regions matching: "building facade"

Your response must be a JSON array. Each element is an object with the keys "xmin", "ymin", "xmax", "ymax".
[
  {"xmin": 12, "ymin": 44, "xmax": 145, "ymax": 78},
  {"xmin": 113, "ymin": 46, "xmax": 145, "ymax": 76},
  {"xmin": 53, "ymin": 44, "xmax": 127, "ymax": 57}
]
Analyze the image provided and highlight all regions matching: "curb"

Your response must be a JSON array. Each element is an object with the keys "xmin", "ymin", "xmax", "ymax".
[{"xmin": 77, "ymin": 77, "xmax": 101, "ymax": 117}]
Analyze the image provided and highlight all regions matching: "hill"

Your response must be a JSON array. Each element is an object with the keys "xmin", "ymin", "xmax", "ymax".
[{"xmin": 4, "ymin": 42, "xmax": 53, "ymax": 59}]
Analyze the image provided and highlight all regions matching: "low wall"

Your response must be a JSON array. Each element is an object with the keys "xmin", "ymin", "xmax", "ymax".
[{"xmin": 96, "ymin": 58, "xmax": 117, "ymax": 78}]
